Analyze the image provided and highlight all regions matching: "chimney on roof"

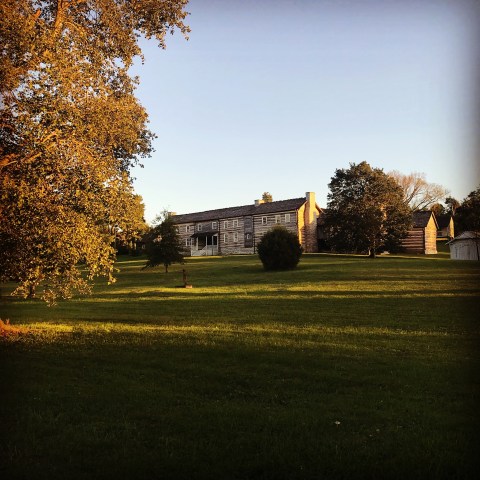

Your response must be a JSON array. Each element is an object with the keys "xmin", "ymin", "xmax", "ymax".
[
  {"xmin": 169, "ymin": 212, "xmax": 176, "ymax": 216},
  {"xmin": 254, "ymin": 199, "xmax": 265, "ymax": 206}
]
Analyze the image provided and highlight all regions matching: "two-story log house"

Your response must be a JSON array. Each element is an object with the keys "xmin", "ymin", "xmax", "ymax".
[{"xmin": 171, "ymin": 192, "xmax": 322, "ymax": 256}]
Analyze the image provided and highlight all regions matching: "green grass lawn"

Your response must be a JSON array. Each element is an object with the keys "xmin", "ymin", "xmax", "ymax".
[{"xmin": 1, "ymin": 252, "xmax": 479, "ymax": 479}]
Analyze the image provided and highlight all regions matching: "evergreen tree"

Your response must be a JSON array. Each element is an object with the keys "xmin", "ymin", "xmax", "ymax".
[{"xmin": 144, "ymin": 213, "xmax": 184, "ymax": 273}]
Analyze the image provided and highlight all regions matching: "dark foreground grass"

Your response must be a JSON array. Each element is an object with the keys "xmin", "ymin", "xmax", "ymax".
[{"xmin": 1, "ymin": 253, "xmax": 479, "ymax": 479}]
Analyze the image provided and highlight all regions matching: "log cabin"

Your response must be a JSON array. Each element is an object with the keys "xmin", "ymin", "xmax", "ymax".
[
  {"xmin": 436, "ymin": 214, "xmax": 455, "ymax": 239},
  {"xmin": 401, "ymin": 211, "xmax": 438, "ymax": 254},
  {"xmin": 171, "ymin": 192, "xmax": 322, "ymax": 256}
]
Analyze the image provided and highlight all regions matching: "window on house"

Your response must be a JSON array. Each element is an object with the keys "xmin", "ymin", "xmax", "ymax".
[
  {"xmin": 285, "ymin": 213, "xmax": 291, "ymax": 223},
  {"xmin": 212, "ymin": 221, "xmax": 218, "ymax": 230},
  {"xmin": 275, "ymin": 215, "xmax": 281, "ymax": 224},
  {"xmin": 223, "ymin": 233, "xmax": 228, "ymax": 243},
  {"xmin": 185, "ymin": 238, "xmax": 189, "ymax": 246},
  {"xmin": 189, "ymin": 225, "xmax": 194, "ymax": 233},
  {"xmin": 246, "ymin": 233, "xmax": 251, "ymax": 240},
  {"xmin": 224, "ymin": 221, "xmax": 228, "ymax": 229},
  {"xmin": 185, "ymin": 225, "xmax": 189, "ymax": 233},
  {"xmin": 233, "ymin": 232, "xmax": 238, "ymax": 242},
  {"xmin": 198, "ymin": 224, "xmax": 202, "ymax": 231},
  {"xmin": 233, "ymin": 219, "xmax": 239, "ymax": 228},
  {"xmin": 262, "ymin": 217, "xmax": 267, "ymax": 225}
]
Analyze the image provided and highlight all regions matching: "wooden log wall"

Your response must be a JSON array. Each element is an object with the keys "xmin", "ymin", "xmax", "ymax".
[
  {"xmin": 174, "ymin": 209, "xmax": 300, "ymax": 256},
  {"xmin": 401, "ymin": 228, "xmax": 425, "ymax": 253}
]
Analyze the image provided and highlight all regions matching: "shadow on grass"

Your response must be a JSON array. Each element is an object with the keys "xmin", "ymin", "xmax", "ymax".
[{"xmin": 1, "ymin": 326, "xmax": 479, "ymax": 480}]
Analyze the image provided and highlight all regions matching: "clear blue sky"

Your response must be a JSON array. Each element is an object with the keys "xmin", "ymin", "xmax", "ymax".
[{"xmin": 130, "ymin": 0, "xmax": 479, "ymax": 224}]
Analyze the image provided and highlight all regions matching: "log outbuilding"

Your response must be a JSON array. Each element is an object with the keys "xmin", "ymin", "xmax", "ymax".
[
  {"xmin": 436, "ymin": 214, "xmax": 455, "ymax": 240},
  {"xmin": 401, "ymin": 211, "xmax": 438, "ymax": 254}
]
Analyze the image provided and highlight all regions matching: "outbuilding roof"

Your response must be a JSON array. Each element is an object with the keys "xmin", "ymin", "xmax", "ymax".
[
  {"xmin": 171, "ymin": 197, "xmax": 307, "ymax": 224},
  {"xmin": 436, "ymin": 214, "xmax": 453, "ymax": 229},
  {"xmin": 412, "ymin": 211, "xmax": 438, "ymax": 229},
  {"xmin": 447, "ymin": 231, "xmax": 480, "ymax": 244}
]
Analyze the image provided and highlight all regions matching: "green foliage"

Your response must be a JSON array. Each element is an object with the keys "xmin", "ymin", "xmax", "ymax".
[
  {"xmin": 325, "ymin": 162, "xmax": 412, "ymax": 256},
  {"xmin": 454, "ymin": 186, "xmax": 480, "ymax": 234},
  {"xmin": 257, "ymin": 226, "xmax": 302, "ymax": 270},
  {"xmin": 0, "ymin": 0, "xmax": 189, "ymax": 303},
  {"xmin": 114, "ymin": 194, "xmax": 149, "ymax": 255},
  {"xmin": 262, "ymin": 191, "xmax": 273, "ymax": 202},
  {"xmin": 144, "ymin": 213, "xmax": 184, "ymax": 272},
  {"xmin": 445, "ymin": 196, "xmax": 460, "ymax": 215},
  {"xmin": 430, "ymin": 202, "xmax": 445, "ymax": 217}
]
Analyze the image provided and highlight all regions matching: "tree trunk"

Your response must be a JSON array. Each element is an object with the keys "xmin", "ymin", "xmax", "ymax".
[
  {"xmin": 165, "ymin": 264, "xmax": 169, "ymax": 273},
  {"xmin": 28, "ymin": 284, "xmax": 36, "ymax": 298}
]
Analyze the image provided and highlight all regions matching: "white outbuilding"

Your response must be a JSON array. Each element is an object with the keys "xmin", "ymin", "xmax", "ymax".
[{"xmin": 447, "ymin": 231, "xmax": 480, "ymax": 261}]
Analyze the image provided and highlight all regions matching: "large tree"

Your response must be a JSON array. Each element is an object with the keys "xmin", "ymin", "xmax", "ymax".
[
  {"xmin": 325, "ymin": 162, "xmax": 411, "ymax": 257},
  {"xmin": 454, "ymin": 186, "xmax": 480, "ymax": 234},
  {"xmin": 445, "ymin": 196, "xmax": 461, "ymax": 216},
  {"xmin": 388, "ymin": 170, "xmax": 449, "ymax": 211},
  {"xmin": 0, "ymin": 1, "xmax": 189, "ymax": 302}
]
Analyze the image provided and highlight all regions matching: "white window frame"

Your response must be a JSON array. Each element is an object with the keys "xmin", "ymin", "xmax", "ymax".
[
  {"xmin": 285, "ymin": 213, "xmax": 291, "ymax": 223},
  {"xmin": 223, "ymin": 233, "xmax": 228, "ymax": 243},
  {"xmin": 275, "ymin": 215, "xmax": 281, "ymax": 224},
  {"xmin": 212, "ymin": 221, "xmax": 218, "ymax": 230},
  {"xmin": 224, "ymin": 221, "xmax": 228, "ymax": 229},
  {"xmin": 233, "ymin": 232, "xmax": 238, "ymax": 242},
  {"xmin": 262, "ymin": 216, "xmax": 268, "ymax": 225},
  {"xmin": 233, "ymin": 219, "xmax": 239, "ymax": 228}
]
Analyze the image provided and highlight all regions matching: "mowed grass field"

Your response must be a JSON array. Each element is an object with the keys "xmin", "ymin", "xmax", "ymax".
[{"xmin": 1, "ymin": 249, "xmax": 479, "ymax": 479}]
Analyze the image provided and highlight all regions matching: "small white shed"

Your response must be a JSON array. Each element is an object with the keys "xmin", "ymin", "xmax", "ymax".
[{"xmin": 447, "ymin": 231, "xmax": 480, "ymax": 261}]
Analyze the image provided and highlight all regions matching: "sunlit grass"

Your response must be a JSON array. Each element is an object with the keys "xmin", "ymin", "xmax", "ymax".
[{"xmin": 1, "ymin": 252, "xmax": 479, "ymax": 479}]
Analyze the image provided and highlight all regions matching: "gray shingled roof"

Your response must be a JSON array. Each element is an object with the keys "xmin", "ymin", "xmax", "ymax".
[
  {"xmin": 447, "ymin": 231, "xmax": 480, "ymax": 243},
  {"xmin": 436, "ymin": 214, "xmax": 452, "ymax": 229},
  {"xmin": 412, "ymin": 211, "xmax": 436, "ymax": 228},
  {"xmin": 171, "ymin": 198, "xmax": 307, "ymax": 224}
]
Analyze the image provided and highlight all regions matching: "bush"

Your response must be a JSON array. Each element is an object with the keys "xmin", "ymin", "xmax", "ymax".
[{"xmin": 257, "ymin": 227, "xmax": 302, "ymax": 271}]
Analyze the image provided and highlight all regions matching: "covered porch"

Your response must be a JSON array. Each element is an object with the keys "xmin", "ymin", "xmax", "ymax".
[{"xmin": 190, "ymin": 231, "xmax": 218, "ymax": 256}]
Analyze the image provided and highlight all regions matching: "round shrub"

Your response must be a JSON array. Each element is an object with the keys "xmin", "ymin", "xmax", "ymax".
[{"xmin": 257, "ymin": 226, "xmax": 303, "ymax": 271}]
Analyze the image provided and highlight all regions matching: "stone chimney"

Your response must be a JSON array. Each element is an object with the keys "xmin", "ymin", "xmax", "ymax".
[
  {"xmin": 254, "ymin": 199, "xmax": 265, "ymax": 207},
  {"xmin": 304, "ymin": 192, "xmax": 318, "ymax": 253}
]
